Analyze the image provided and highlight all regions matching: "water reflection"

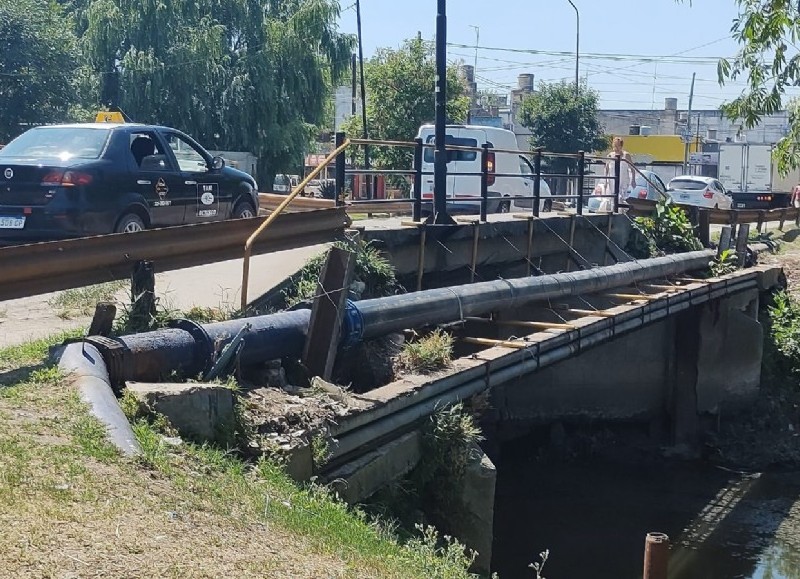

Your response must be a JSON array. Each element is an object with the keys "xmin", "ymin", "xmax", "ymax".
[{"xmin": 492, "ymin": 439, "xmax": 800, "ymax": 579}]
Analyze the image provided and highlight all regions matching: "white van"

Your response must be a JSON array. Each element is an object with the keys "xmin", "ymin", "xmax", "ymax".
[{"xmin": 416, "ymin": 124, "xmax": 551, "ymax": 214}]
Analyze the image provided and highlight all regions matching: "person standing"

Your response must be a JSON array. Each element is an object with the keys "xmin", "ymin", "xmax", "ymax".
[{"xmin": 604, "ymin": 136, "xmax": 636, "ymax": 200}]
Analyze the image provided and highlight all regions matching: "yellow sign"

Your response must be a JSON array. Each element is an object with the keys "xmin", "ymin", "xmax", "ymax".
[
  {"xmin": 598, "ymin": 135, "xmax": 699, "ymax": 163},
  {"xmin": 95, "ymin": 111, "xmax": 125, "ymax": 123}
]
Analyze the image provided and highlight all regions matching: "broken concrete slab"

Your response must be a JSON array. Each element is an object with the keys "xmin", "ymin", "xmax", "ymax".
[{"xmin": 126, "ymin": 382, "xmax": 234, "ymax": 444}]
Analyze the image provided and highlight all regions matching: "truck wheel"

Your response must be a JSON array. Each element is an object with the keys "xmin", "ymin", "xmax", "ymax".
[
  {"xmin": 233, "ymin": 200, "xmax": 256, "ymax": 219},
  {"xmin": 115, "ymin": 213, "xmax": 146, "ymax": 234},
  {"xmin": 498, "ymin": 200, "xmax": 511, "ymax": 214}
]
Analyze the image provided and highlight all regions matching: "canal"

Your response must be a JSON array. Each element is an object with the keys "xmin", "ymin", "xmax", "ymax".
[{"xmin": 492, "ymin": 435, "xmax": 800, "ymax": 578}]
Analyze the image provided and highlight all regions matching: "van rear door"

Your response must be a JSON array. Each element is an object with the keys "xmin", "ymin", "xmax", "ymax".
[{"xmin": 452, "ymin": 128, "xmax": 485, "ymax": 203}]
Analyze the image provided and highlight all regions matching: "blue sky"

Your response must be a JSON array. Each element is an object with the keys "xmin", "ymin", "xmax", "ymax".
[{"xmin": 338, "ymin": 0, "xmax": 765, "ymax": 111}]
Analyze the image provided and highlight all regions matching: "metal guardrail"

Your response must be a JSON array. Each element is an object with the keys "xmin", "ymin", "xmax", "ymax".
[
  {"xmin": 0, "ymin": 208, "xmax": 350, "ymax": 303},
  {"xmin": 626, "ymin": 197, "xmax": 800, "ymax": 226},
  {"xmin": 241, "ymin": 140, "xmax": 351, "ymax": 309}
]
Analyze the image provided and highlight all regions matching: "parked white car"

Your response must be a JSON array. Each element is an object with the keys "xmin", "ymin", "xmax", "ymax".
[{"xmin": 666, "ymin": 175, "xmax": 733, "ymax": 209}]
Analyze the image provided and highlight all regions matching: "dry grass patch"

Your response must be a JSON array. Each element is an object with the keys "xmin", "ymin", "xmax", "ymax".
[
  {"xmin": 397, "ymin": 329, "xmax": 454, "ymax": 375},
  {"xmin": 0, "ymin": 338, "xmax": 477, "ymax": 579}
]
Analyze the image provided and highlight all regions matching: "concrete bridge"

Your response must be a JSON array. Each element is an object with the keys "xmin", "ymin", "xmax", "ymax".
[{"xmin": 317, "ymin": 263, "xmax": 782, "ymax": 571}]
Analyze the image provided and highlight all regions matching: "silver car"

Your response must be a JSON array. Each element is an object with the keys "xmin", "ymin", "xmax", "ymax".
[{"xmin": 666, "ymin": 175, "xmax": 733, "ymax": 210}]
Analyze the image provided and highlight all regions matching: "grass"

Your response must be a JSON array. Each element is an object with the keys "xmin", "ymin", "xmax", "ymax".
[
  {"xmin": 48, "ymin": 280, "xmax": 127, "ymax": 319},
  {"xmin": 0, "ymin": 334, "xmax": 478, "ymax": 578},
  {"xmin": 397, "ymin": 329, "xmax": 454, "ymax": 374}
]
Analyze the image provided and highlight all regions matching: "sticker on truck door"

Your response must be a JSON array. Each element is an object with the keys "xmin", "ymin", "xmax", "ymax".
[{"xmin": 197, "ymin": 183, "xmax": 219, "ymax": 217}]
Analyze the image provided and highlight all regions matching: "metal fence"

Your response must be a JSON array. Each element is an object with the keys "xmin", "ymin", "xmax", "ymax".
[{"xmin": 331, "ymin": 131, "xmax": 634, "ymax": 221}]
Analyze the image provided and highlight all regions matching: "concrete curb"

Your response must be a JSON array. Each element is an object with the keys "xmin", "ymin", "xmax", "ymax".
[{"xmin": 56, "ymin": 342, "xmax": 140, "ymax": 457}]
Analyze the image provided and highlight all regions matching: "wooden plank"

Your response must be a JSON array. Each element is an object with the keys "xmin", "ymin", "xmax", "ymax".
[
  {"xmin": 465, "ymin": 317, "xmax": 574, "ymax": 330},
  {"xmin": 302, "ymin": 246, "xmax": 356, "ymax": 380},
  {"xmin": 461, "ymin": 336, "xmax": 530, "ymax": 350},
  {"xmin": 603, "ymin": 292, "xmax": 661, "ymax": 301}
]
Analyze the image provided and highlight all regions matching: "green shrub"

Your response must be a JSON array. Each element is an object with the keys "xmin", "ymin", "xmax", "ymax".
[{"xmin": 628, "ymin": 197, "xmax": 703, "ymax": 258}]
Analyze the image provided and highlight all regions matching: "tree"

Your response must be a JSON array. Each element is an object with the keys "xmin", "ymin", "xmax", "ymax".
[
  {"xmin": 81, "ymin": 0, "xmax": 353, "ymax": 185},
  {"xmin": 715, "ymin": 0, "xmax": 800, "ymax": 174},
  {"xmin": 0, "ymin": 0, "xmax": 83, "ymax": 142},
  {"xmin": 518, "ymin": 81, "xmax": 608, "ymax": 194},
  {"xmin": 342, "ymin": 36, "xmax": 469, "ymax": 171}
]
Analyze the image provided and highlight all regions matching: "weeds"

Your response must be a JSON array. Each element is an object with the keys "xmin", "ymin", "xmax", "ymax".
[
  {"xmin": 47, "ymin": 280, "xmax": 126, "ymax": 319},
  {"xmin": 710, "ymin": 248, "xmax": 739, "ymax": 277},
  {"xmin": 397, "ymin": 329, "xmax": 453, "ymax": 374},
  {"xmin": 628, "ymin": 197, "xmax": 703, "ymax": 258},
  {"xmin": 765, "ymin": 291, "xmax": 800, "ymax": 383},
  {"xmin": 282, "ymin": 238, "xmax": 399, "ymax": 308},
  {"xmin": 183, "ymin": 305, "xmax": 238, "ymax": 324},
  {"xmin": 529, "ymin": 549, "xmax": 550, "ymax": 579}
]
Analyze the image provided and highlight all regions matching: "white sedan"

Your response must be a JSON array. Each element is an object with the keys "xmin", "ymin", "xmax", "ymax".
[{"xmin": 666, "ymin": 175, "xmax": 733, "ymax": 210}]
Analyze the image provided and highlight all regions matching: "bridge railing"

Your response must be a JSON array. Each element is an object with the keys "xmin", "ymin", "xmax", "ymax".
[{"xmin": 331, "ymin": 132, "xmax": 635, "ymax": 221}]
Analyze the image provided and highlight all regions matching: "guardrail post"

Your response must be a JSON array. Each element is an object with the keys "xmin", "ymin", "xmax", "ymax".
[
  {"xmin": 736, "ymin": 223, "xmax": 750, "ymax": 267},
  {"xmin": 480, "ymin": 143, "xmax": 490, "ymax": 221},
  {"xmin": 613, "ymin": 153, "xmax": 621, "ymax": 213},
  {"xmin": 577, "ymin": 151, "xmax": 585, "ymax": 216},
  {"xmin": 335, "ymin": 131, "xmax": 346, "ymax": 207},
  {"xmin": 413, "ymin": 137, "xmax": 423, "ymax": 222},
  {"xmin": 533, "ymin": 148, "xmax": 543, "ymax": 217},
  {"xmin": 698, "ymin": 209, "xmax": 711, "ymax": 247}
]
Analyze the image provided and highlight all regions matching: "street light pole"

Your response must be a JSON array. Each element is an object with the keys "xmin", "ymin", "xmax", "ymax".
[
  {"xmin": 355, "ymin": 0, "xmax": 371, "ymax": 199},
  {"xmin": 567, "ymin": 0, "xmax": 579, "ymax": 95},
  {"xmin": 432, "ymin": 0, "xmax": 455, "ymax": 225}
]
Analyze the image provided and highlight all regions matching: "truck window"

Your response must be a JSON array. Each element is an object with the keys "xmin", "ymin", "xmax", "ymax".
[{"xmin": 423, "ymin": 136, "xmax": 479, "ymax": 163}]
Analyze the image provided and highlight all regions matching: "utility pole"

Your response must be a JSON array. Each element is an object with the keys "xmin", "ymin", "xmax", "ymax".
[
  {"xmin": 566, "ymin": 0, "xmax": 579, "ymax": 96},
  {"xmin": 468, "ymin": 25, "xmax": 479, "ymax": 75},
  {"xmin": 355, "ymin": 0, "xmax": 370, "ymax": 199},
  {"xmin": 683, "ymin": 72, "xmax": 696, "ymax": 174},
  {"xmin": 432, "ymin": 0, "xmax": 454, "ymax": 225}
]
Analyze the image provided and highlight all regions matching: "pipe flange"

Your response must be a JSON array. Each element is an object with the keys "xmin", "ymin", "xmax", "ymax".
[
  {"xmin": 167, "ymin": 318, "xmax": 214, "ymax": 376},
  {"xmin": 340, "ymin": 300, "xmax": 364, "ymax": 349},
  {"xmin": 82, "ymin": 335, "xmax": 129, "ymax": 391}
]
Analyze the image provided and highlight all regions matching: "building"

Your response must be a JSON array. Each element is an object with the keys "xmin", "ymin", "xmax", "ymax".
[{"xmin": 598, "ymin": 98, "xmax": 790, "ymax": 144}]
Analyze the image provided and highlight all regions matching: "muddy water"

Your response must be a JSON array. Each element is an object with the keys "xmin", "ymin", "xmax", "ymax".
[{"xmin": 492, "ymin": 440, "xmax": 800, "ymax": 578}]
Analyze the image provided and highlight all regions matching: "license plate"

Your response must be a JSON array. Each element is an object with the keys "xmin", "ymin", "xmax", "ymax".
[
  {"xmin": 680, "ymin": 194, "xmax": 690, "ymax": 200},
  {"xmin": 736, "ymin": 203, "xmax": 746, "ymax": 208},
  {"xmin": 0, "ymin": 216, "xmax": 25, "ymax": 229}
]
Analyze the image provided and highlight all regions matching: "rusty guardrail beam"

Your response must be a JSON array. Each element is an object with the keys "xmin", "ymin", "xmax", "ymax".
[
  {"xmin": 0, "ymin": 208, "xmax": 350, "ymax": 302},
  {"xmin": 626, "ymin": 197, "xmax": 800, "ymax": 226},
  {"xmin": 258, "ymin": 193, "xmax": 413, "ymax": 216}
]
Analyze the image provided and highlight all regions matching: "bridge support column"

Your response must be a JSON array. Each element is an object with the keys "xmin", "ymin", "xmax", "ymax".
[{"xmin": 671, "ymin": 308, "xmax": 700, "ymax": 449}]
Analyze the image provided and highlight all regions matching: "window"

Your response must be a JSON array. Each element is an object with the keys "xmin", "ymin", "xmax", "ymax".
[
  {"xmin": 130, "ymin": 132, "xmax": 170, "ymax": 170},
  {"xmin": 668, "ymin": 179, "xmax": 706, "ymax": 190},
  {"xmin": 519, "ymin": 156, "xmax": 533, "ymax": 175},
  {"xmin": 0, "ymin": 127, "xmax": 110, "ymax": 160},
  {"xmin": 163, "ymin": 133, "xmax": 209, "ymax": 172},
  {"xmin": 423, "ymin": 135, "xmax": 479, "ymax": 163}
]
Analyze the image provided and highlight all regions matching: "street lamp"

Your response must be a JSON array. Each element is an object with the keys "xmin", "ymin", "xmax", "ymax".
[{"xmin": 566, "ymin": 0, "xmax": 579, "ymax": 95}]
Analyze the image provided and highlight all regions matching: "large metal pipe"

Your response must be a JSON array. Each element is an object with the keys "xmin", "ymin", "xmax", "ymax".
[
  {"xmin": 114, "ymin": 310, "xmax": 311, "ymax": 383},
  {"xmin": 349, "ymin": 250, "xmax": 716, "ymax": 341},
  {"xmin": 107, "ymin": 250, "xmax": 718, "ymax": 385}
]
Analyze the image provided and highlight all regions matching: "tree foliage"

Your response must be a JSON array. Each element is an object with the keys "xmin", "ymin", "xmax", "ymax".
[
  {"xmin": 0, "ymin": 0, "xmax": 82, "ymax": 142},
  {"xmin": 518, "ymin": 81, "xmax": 607, "ymax": 195},
  {"xmin": 518, "ymin": 80, "xmax": 607, "ymax": 159},
  {"xmin": 81, "ymin": 0, "xmax": 353, "ymax": 183},
  {"xmin": 342, "ymin": 36, "xmax": 469, "ymax": 170},
  {"xmin": 716, "ymin": 0, "xmax": 800, "ymax": 175}
]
